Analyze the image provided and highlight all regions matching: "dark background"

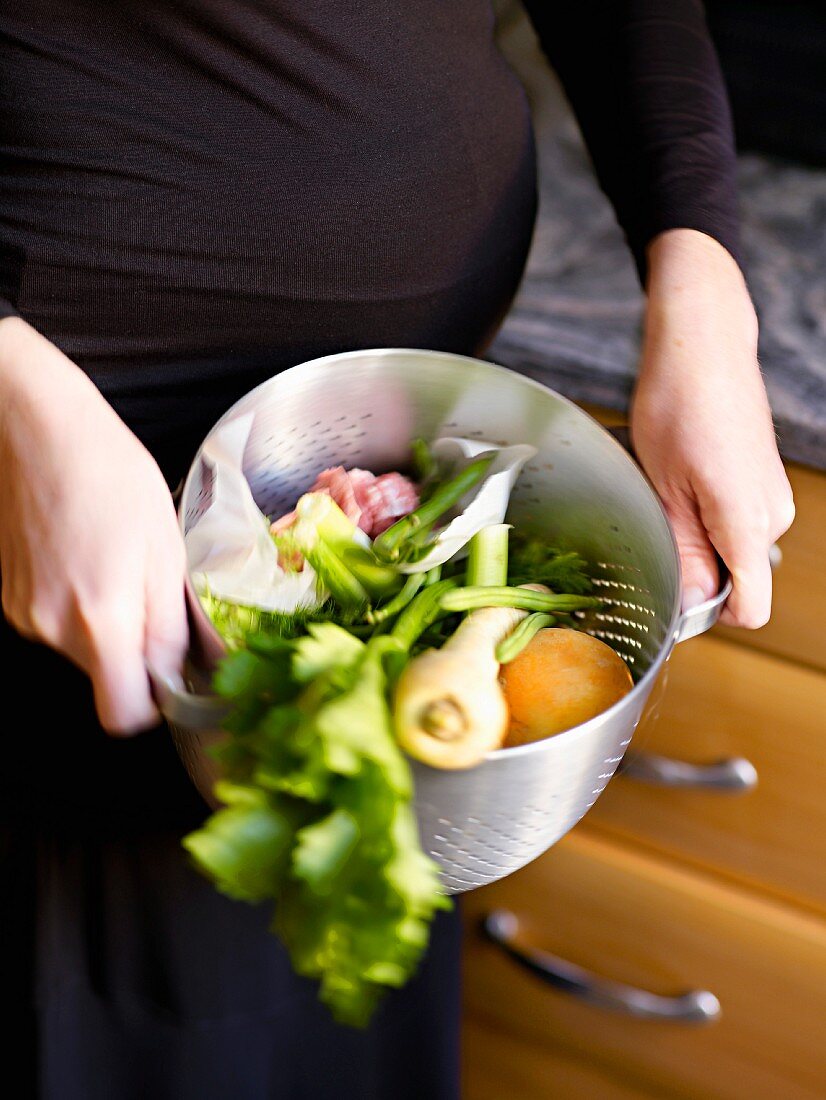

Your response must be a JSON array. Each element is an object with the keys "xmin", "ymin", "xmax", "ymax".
[{"xmin": 705, "ymin": 1, "xmax": 826, "ymax": 164}]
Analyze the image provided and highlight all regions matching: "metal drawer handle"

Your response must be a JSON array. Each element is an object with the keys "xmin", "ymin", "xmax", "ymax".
[
  {"xmin": 482, "ymin": 910, "xmax": 721, "ymax": 1024},
  {"xmin": 619, "ymin": 752, "xmax": 758, "ymax": 792}
]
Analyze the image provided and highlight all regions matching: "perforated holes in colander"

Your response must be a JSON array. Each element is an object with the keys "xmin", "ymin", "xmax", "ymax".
[
  {"xmin": 581, "ymin": 560, "xmax": 662, "ymax": 673},
  {"xmin": 183, "ymin": 462, "xmax": 215, "ymax": 533},
  {"xmin": 246, "ymin": 411, "xmax": 386, "ymax": 520}
]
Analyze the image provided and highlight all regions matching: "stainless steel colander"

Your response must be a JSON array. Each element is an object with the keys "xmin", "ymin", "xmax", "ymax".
[{"xmin": 153, "ymin": 349, "xmax": 729, "ymax": 894}]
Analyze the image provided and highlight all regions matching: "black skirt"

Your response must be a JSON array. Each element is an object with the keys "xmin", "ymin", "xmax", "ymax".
[{"xmin": 2, "ymin": 829, "xmax": 462, "ymax": 1100}]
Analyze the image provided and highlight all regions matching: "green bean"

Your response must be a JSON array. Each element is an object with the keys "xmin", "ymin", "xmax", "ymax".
[
  {"xmin": 390, "ymin": 578, "xmax": 460, "ymax": 650},
  {"xmin": 411, "ymin": 437, "xmax": 437, "ymax": 484},
  {"xmin": 495, "ymin": 613, "xmax": 556, "ymax": 664},
  {"xmin": 372, "ymin": 453, "xmax": 494, "ymax": 561},
  {"xmin": 440, "ymin": 586, "xmax": 602, "ymax": 614},
  {"xmin": 365, "ymin": 573, "xmax": 425, "ymax": 625}
]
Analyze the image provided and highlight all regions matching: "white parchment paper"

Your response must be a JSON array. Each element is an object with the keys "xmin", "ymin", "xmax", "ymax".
[
  {"xmin": 185, "ymin": 417, "xmax": 536, "ymax": 610},
  {"xmin": 186, "ymin": 414, "xmax": 321, "ymax": 612}
]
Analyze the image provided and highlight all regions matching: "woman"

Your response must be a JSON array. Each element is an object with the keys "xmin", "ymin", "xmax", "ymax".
[{"xmin": 0, "ymin": 2, "xmax": 793, "ymax": 1097}]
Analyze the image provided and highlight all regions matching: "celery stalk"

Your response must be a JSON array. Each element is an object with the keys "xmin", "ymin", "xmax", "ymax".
[
  {"xmin": 465, "ymin": 524, "xmax": 509, "ymax": 587},
  {"xmin": 340, "ymin": 546, "xmax": 402, "ymax": 600},
  {"xmin": 305, "ymin": 540, "xmax": 369, "ymax": 608},
  {"xmin": 273, "ymin": 493, "xmax": 370, "ymax": 608}
]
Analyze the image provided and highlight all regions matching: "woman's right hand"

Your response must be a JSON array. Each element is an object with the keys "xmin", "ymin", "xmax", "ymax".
[{"xmin": 0, "ymin": 317, "xmax": 188, "ymax": 733}]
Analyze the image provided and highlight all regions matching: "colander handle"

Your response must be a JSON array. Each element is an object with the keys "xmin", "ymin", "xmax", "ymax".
[
  {"xmin": 149, "ymin": 578, "xmax": 231, "ymax": 733},
  {"xmin": 482, "ymin": 910, "xmax": 721, "ymax": 1024},
  {"xmin": 674, "ymin": 543, "xmax": 781, "ymax": 643},
  {"xmin": 674, "ymin": 578, "xmax": 732, "ymax": 644},
  {"xmin": 148, "ymin": 664, "xmax": 230, "ymax": 731}
]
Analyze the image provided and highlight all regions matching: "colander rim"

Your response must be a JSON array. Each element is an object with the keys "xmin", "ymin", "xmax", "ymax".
[{"xmin": 178, "ymin": 346, "xmax": 684, "ymax": 759}]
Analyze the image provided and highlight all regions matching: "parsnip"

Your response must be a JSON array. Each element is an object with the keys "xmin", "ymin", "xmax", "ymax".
[{"xmin": 393, "ymin": 584, "xmax": 547, "ymax": 769}]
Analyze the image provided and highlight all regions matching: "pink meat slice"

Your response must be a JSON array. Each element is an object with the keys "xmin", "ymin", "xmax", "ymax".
[
  {"xmin": 361, "ymin": 472, "xmax": 420, "ymax": 535},
  {"xmin": 270, "ymin": 510, "xmax": 298, "ymax": 535},
  {"xmin": 311, "ymin": 467, "xmax": 363, "ymax": 526},
  {"xmin": 269, "ymin": 466, "xmax": 419, "ymax": 540}
]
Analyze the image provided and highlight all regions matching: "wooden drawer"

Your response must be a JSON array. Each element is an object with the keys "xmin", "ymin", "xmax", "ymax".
[
  {"xmin": 586, "ymin": 634, "xmax": 826, "ymax": 914},
  {"xmin": 463, "ymin": 831, "xmax": 826, "ymax": 1100},
  {"xmin": 463, "ymin": 1018, "xmax": 659, "ymax": 1100}
]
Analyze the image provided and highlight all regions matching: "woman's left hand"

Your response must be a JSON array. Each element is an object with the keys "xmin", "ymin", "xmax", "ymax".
[{"xmin": 630, "ymin": 229, "xmax": 795, "ymax": 629}]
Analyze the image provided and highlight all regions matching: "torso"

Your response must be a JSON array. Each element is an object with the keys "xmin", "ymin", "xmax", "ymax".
[
  {"xmin": 0, "ymin": 1, "xmax": 538, "ymax": 820},
  {"xmin": 0, "ymin": 1, "xmax": 536, "ymax": 404}
]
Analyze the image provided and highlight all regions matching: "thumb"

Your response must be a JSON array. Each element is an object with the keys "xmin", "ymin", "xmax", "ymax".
[{"xmin": 667, "ymin": 502, "xmax": 720, "ymax": 612}]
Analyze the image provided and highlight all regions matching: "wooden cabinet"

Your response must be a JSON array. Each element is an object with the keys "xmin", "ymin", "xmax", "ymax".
[
  {"xmin": 461, "ymin": 453, "xmax": 826, "ymax": 1098},
  {"xmin": 463, "ymin": 832, "xmax": 826, "ymax": 1100},
  {"xmin": 591, "ymin": 634, "xmax": 826, "ymax": 914},
  {"xmin": 464, "ymin": 1017, "xmax": 656, "ymax": 1100}
]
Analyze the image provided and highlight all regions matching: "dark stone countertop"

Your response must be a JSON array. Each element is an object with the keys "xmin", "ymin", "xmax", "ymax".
[{"xmin": 490, "ymin": 13, "xmax": 826, "ymax": 471}]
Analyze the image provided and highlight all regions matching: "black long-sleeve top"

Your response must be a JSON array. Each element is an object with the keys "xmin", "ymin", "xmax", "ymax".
[
  {"xmin": 0, "ymin": 1, "xmax": 740, "ymax": 825},
  {"xmin": 524, "ymin": 0, "xmax": 739, "ymax": 277},
  {"xmin": 0, "ymin": 1, "xmax": 738, "ymax": 465}
]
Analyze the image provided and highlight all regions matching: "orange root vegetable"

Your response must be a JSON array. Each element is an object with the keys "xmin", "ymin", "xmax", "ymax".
[{"xmin": 499, "ymin": 628, "xmax": 633, "ymax": 747}]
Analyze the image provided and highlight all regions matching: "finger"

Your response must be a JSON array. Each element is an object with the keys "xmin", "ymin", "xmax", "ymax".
[
  {"xmin": 143, "ymin": 555, "xmax": 189, "ymax": 683},
  {"xmin": 0, "ymin": 556, "xmax": 43, "ymax": 641},
  {"xmin": 87, "ymin": 613, "xmax": 161, "ymax": 735},
  {"xmin": 769, "ymin": 478, "xmax": 796, "ymax": 544},
  {"xmin": 693, "ymin": 475, "xmax": 776, "ymax": 629},
  {"xmin": 717, "ymin": 541, "xmax": 773, "ymax": 629},
  {"xmin": 665, "ymin": 500, "xmax": 720, "ymax": 611},
  {"xmin": 91, "ymin": 648, "xmax": 161, "ymax": 734}
]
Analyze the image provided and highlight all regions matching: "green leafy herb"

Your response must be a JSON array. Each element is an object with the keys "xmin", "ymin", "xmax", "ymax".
[
  {"xmin": 182, "ymin": 623, "xmax": 449, "ymax": 1028},
  {"xmin": 182, "ymin": 781, "xmax": 295, "ymax": 902},
  {"xmin": 200, "ymin": 591, "xmax": 366, "ymax": 652},
  {"xmin": 507, "ymin": 537, "xmax": 594, "ymax": 595},
  {"xmin": 201, "ymin": 591, "xmax": 327, "ymax": 648}
]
